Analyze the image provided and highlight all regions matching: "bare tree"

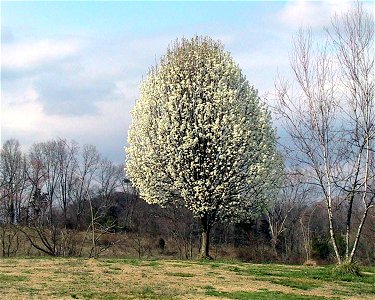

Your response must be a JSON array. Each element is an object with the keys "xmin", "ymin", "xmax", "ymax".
[
  {"xmin": 21, "ymin": 141, "xmax": 63, "ymax": 256},
  {"xmin": 72, "ymin": 144, "xmax": 100, "ymax": 229},
  {"xmin": 86, "ymin": 159, "xmax": 123, "ymax": 257},
  {"xmin": 267, "ymin": 170, "xmax": 312, "ymax": 259},
  {"xmin": 275, "ymin": 3, "xmax": 374, "ymax": 264},
  {"xmin": 299, "ymin": 202, "xmax": 323, "ymax": 262},
  {"xmin": 27, "ymin": 146, "xmax": 49, "ymax": 222},
  {"xmin": 329, "ymin": 3, "xmax": 375, "ymax": 264},
  {"xmin": 22, "ymin": 140, "xmax": 82, "ymax": 256},
  {"xmin": 55, "ymin": 139, "xmax": 79, "ymax": 228},
  {"xmin": 97, "ymin": 159, "xmax": 122, "ymax": 206},
  {"xmin": 0, "ymin": 139, "xmax": 28, "ymax": 225},
  {"xmin": 0, "ymin": 140, "xmax": 26, "ymax": 256}
]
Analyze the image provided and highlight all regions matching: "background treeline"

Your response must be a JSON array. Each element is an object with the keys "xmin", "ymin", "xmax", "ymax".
[{"xmin": 0, "ymin": 138, "xmax": 374, "ymax": 264}]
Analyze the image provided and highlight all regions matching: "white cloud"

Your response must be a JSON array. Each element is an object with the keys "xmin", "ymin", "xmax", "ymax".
[
  {"xmin": 1, "ymin": 40, "xmax": 140, "ymax": 162},
  {"xmin": 2, "ymin": 30, "xmax": 284, "ymax": 161},
  {"xmin": 234, "ymin": 51, "xmax": 289, "ymax": 70},
  {"xmin": 278, "ymin": 0, "xmax": 353, "ymax": 29},
  {"xmin": 2, "ymin": 38, "xmax": 82, "ymax": 72},
  {"xmin": 2, "ymin": 86, "xmax": 41, "ymax": 132},
  {"xmin": 1, "ymin": 89, "xmax": 130, "ymax": 162},
  {"xmin": 2, "ymin": 12, "xmax": 307, "ymax": 161}
]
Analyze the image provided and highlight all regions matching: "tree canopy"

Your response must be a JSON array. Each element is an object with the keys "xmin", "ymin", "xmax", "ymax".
[{"xmin": 126, "ymin": 36, "xmax": 280, "ymax": 257}]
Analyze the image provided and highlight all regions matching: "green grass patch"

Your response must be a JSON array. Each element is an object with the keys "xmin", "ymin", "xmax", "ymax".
[
  {"xmin": 344, "ymin": 281, "xmax": 375, "ymax": 295},
  {"xmin": 129, "ymin": 285, "xmax": 175, "ymax": 300},
  {"xmin": 206, "ymin": 271, "xmax": 219, "ymax": 277},
  {"xmin": 101, "ymin": 258, "xmax": 160, "ymax": 267},
  {"xmin": 268, "ymin": 278, "xmax": 321, "ymax": 290},
  {"xmin": 0, "ymin": 273, "xmax": 28, "ymax": 282},
  {"xmin": 227, "ymin": 263, "xmax": 375, "ymax": 283},
  {"xmin": 169, "ymin": 263, "xmax": 192, "ymax": 268},
  {"xmin": 166, "ymin": 272, "xmax": 195, "ymax": 277},
  {"xmin": 225, "ymin": 262, "xmax": 375, "ymax": 296},
  {"xmin": 143, "ymin": 260, "xmax": 160, "ymax": 267},
  {"xmin": 17, "ymin": 286, "xmax": 40, "ymax": 296},
  {"xmin": 204, "ymin": 286, "xmax": 331, "ymax": 299},
  {"xmin": 103, "ymin": 258, "xmax": 141, "ymax": 266},
  {"xmin": 103, "ymin": 269, "xmax": 120, "ymax": 275}
]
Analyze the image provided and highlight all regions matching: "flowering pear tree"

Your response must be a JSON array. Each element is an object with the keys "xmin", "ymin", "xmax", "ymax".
[{"xmin": 126, "ymin": 36, "xmax": 280, "ymax": 258}]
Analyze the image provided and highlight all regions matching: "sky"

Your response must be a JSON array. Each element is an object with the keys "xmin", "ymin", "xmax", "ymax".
[{"xmin": 1, "ymin": 1, "xmax": 372, "ymax": 163}]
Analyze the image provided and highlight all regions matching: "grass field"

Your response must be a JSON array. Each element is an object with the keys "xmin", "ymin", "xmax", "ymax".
[{"xmin": 0, "ymin": 258, "xmax": 374, "ymax": 299}]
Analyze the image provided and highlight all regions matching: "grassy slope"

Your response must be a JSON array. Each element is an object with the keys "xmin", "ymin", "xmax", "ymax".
[{"xmin": 0, "ymin": 258, "xmax": 374, "ymax": 299}]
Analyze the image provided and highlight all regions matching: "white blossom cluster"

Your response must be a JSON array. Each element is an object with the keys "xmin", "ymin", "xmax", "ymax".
[{"xmin": 126, "ymin": 36, "xmax": 280, "ymax": 225}]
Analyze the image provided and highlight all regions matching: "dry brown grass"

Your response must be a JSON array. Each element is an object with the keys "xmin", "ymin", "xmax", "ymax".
[{"xmin": 0, "ymin": 258, "xmax": 374, "ymax": 299}]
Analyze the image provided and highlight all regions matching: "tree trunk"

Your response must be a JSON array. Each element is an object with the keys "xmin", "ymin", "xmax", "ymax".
[
  {"xmin": 348, "ymin": 206, "xmax": 371, "ymax": 263},
  {"xmin": 270, "ymin": 237, "xmax": 278, "ymax": 258},
  {"xmin": 327, "ymin": 205, "xmax": 342, "ymax": 264},
  {"xmin": 267, "ymin": 214, "xmax": 278, "ymax": 259},
  {"xmin": 199, "ymin": 214, "xmax": 211, "ymax": 259},
  {"xmin": 345, "ymin": 196, "xmax": 354, "ymax": 261}
]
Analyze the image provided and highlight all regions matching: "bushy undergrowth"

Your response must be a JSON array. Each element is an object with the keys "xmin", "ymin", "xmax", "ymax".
[{"xmin": 333, "ymin": 261, "xmax": 361, "ymax": 277}]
